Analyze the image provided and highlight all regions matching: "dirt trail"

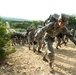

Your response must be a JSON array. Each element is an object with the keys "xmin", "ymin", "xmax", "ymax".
[{"xmin": 0, "ymin": 41, "xmax": 76, "ymax": 75}]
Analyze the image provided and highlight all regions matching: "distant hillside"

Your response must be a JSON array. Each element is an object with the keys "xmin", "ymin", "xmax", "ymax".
[{"xmin": 0, "ymin": 16, "xmax": 30, "ymax": 22}]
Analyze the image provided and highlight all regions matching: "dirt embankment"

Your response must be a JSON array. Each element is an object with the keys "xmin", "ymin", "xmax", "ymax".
[{"xmin": 0, "ymin": 41, "xmax": 76, "ymax": 75}]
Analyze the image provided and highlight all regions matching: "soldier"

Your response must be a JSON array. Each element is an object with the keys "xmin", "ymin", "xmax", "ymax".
[
  {"xmin": 57, "ymin": 28, "xmax": 74, "ymax": 48},
  {"xmin": 56, "ymin": 32, "xmax": 68, "ymax": 49},
  {"xmin": 34, "ymin": 25, "xmax": 45, "ymax": 53},
  {"xmin": 10, "ymin": 32, "xmax": 17, "ymax": 46},
  {"xmin": 35, "ymin": 13, "xmax": 76, "ymax": 73},
  {"xmin": 28, "ymin": 26, "xmax": 36, "ymax": 50},
  {"xmin": 26, "ymin": 26, "xmax": 33, "ymax": 44}
]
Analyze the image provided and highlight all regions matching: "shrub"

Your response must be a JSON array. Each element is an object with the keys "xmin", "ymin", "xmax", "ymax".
[{"xmin": 0, "ymin": 19, "xmax": 16, "ymax": 63}]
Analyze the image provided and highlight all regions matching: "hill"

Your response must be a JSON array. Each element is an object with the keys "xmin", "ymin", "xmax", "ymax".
[
  {"xmin": 0, "ymin": 16, "xmax": 30, "ymax": 22},
  {"xmin": 0, "ymin": 41, "xmax": 76, "ymax": 75}
]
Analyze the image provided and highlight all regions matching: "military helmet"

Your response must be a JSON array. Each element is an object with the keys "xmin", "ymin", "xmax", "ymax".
[
  {"xmin": 52, "ymin": 13, "xmax": 59, "ymax": 20},
  {"xmin": 59, "ymin": 13, "xmax": 69, "ymax": 25},
  {"xmin": 51, "ymin": 13, "xmax": 59, "ymax": 22},
  {"xmin": 48, "ymin": 13, "xmax": 59, "ymax": 21}
]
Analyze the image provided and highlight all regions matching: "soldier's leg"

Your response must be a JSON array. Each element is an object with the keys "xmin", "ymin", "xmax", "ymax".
[
  {"xmin": 64, "ymin": 36, "xmax": 68, "ymax": 45},
  {"xmin": 42, "ymin": 39, "xmax": 46, "ymax": 49},
  {"xmin": 56, "ymin": 37, "xmax": 61, "ymax": 49},
  {"xmin": 11, "ymin": 38, "xmax": 14, "ymax": 46},
  {"xmin": 21, "ymin": 38, "xmax": 24, "ymax": 45},
  {"xmin": 48, "ymin": 41, "xmax": 55, "ymax": 73},
  {"xmin": 37, "ymin": 40, "xmax": 42, "ymax": 53},
  {"xmin": 28, "ymin": 41, "xmax": 31, "ymax": 50},
  {"xmin": 47, "ymin": 41, "xmax": 55, "ymax": 73},
  {"xmin": 16, "ymin": 37, "xmax": 20, "ymax": 45},
  {"xmin": 28, "ymin": 36, "xmax": 32, "ymax": 50},
  {"xmin": 62, "ymin": 36, "xmax": 67, "ymax": 46},
  {"xmin": 32, "ymin": 40, "xmax": 38, "ymax": 52},
  {"xmin": 60, "ymin": 37, "xmax": 66, "ymax": 46},
  {"xmin": 60, "ymin": 35, "xmax": 68, "ymax": 46},
  {"xmin": 43, "ymin": 36, "xmax": 55, "ymax": 73},
  {"xmin": 11, "ymin": 37, "xmax": 16, "ymax": 46}
]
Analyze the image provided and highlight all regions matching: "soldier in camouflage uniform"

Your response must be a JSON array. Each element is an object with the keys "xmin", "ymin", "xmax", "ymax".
[
  {"xmin": 35, "ymin": 13, "xmax": 76, "ymax": 73},
  {"xmin": 56, "ymin": 28, "xmax": 74, "ymax": 49},
  {"xmin": 28, "ymin": 26, "xmax": 36, "ymax": 50},
  {"xmin": 56, "ymin": 32, "xmax": 67, "ymax": 49},
  {"xmin": 34, "ymin": 25, "xmax": 45, "ymax": 53},
  {"xmin": 26, "ymin": 26, "xmax": 33, "ymax": 44}
]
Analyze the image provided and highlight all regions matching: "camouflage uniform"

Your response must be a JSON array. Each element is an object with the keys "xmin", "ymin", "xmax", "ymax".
[
  {"xmin": 56, "ymin": 28, "xmax": 75, "ymax": 48},
  {"xmin": 28, "ymin": 26, "xmax": 36, "ymax": 50},
  {"xmin": 10, "ymin": 32, "xmax": 17, "ymax": 46},
  {"xmin": 35, "ymin": 13, "xmax": 76, "ymax": 72},
  {"xmin": 26, "ymin": 26, "xmax": 34, "ymax": 44},
  {"xmin": 56, "ymin": 33, "xmax": 67, "ymax": 49},
  {"xmin": 34, "ymin": 25, "xmax": 45, "ymax": 53}
]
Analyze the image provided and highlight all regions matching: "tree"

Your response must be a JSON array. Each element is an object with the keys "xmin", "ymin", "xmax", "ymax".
[{"xmin": 68, "ymin": 14, "xmax": 76, "ymax": 36}]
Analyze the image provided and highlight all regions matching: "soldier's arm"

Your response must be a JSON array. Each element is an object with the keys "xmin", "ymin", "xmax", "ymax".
[
  {"xmin": 35, "ymin": 22, "xmax": 54, "ymax": 40},
  {"xmin": 62, "ymin": 27, "xmax": 76, "ymax": 45},
  {"xmin": 44, "ymin": 18, "xmax": 49, "ymax": 25}
]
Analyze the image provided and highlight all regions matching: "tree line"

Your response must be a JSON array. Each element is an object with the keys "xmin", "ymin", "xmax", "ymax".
[{"xmin": 2, "ymin": 14, "xmax": 76, "ymax": 35}]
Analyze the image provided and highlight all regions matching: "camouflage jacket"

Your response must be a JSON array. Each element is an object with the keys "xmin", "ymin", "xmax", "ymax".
[{"xmin": 35, "ymin": 22, "xmax": 76, "ymax": 45}]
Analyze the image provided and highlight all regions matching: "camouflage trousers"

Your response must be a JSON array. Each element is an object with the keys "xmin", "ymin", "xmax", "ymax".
[{"xmin": 43, "ymin": 35, "xmax": 55, "ymax": 66}]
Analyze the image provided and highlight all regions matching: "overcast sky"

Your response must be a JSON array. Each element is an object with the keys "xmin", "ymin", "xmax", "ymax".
[{"xmin": 0, "ymin": 0, "xmax": 76, "ymax": 20}]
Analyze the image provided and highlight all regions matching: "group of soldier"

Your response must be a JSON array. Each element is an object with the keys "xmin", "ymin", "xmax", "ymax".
[
  {"xmin": 10, "ymin": 13, "xmax": 76, "ymax": 73},
  {"xmin": 10, "ymin": 31, "xmax": 28, "ymax": 46}
]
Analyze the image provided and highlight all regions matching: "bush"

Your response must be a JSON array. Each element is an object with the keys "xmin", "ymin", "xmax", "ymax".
[{"xmin": 0, "ymin": 19, "xmax": 16, "ymax": 63}]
